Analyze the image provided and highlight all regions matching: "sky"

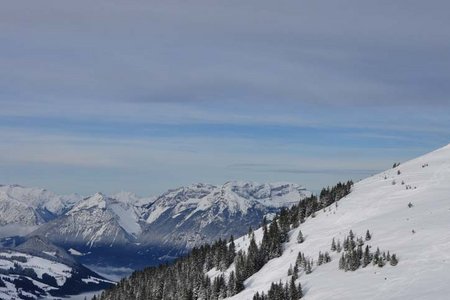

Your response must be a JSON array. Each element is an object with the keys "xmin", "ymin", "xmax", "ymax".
[{"xmin": 0, "ymin": 0, "xmax": 449, "ymax": 196}]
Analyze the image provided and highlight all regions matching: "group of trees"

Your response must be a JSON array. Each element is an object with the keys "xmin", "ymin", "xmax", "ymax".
[
  {"xmin": 295, "ymin": 251, "xmax": 313, "ymax": 275},
  {"xmin": 97, "ymin": 181, "xmax": 354, "ymax": 300},
  {"xmin": 97, "ymin": 237, "xmax": 237, "ymax": 300},
  {"xmin": 336, "ymin": 230, "xmax": 398, "ymax": 272},
  {"xmin": 252, "ymin": 277, "xmax": 303, "ymax": 300},
  {"xmin": 319, "ymin": 181, "xmax": 353, "ymax": 209},
  {"xmin": 235, "ymin": 219, "xmax": 287, "ymax": 289}
]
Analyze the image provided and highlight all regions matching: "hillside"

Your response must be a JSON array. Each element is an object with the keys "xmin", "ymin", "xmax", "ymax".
[
  {"xmin": 226, "ymin": 143, "xmax": 450, "ymax": 299},
  {"xmin": 0, "ymin": 237, "xmax": 113, "ymax": 299},
  {"xmin": 97, "ymin": 144, "xmax": 450, "ymax": 300}
]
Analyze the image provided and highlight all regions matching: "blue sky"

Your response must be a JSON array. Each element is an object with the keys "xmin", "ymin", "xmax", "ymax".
[{"xmin": 0, "ymin": 0, "xmax": 449, "ymax": 196}]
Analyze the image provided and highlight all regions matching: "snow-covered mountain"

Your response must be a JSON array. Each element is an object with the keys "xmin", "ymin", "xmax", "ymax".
[
  {"xmin": 32, "ymin": 193, "xmax": 142, "ymax": 248},
  {"xmin": 0, "ymin": 185, "xmax": 82, "ymax": 236},
  {"xmin": 205, "ymin": 144, "xmax": 450, "ymax": 299},
  {"xmin": 141, "ymin": 181, "xmax": 310, "ymax": 249},
  {"xmin": 21, "ymin": 181, "xmax": 308, "ymax": 269},
  {"xmin": 0, "ymin": 236, "xmax": 113, "ymax": 300}
]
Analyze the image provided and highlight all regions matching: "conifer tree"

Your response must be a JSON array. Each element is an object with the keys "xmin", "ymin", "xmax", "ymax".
[
  {"xmin": 298, "ymin": 282, "xmax": 303, "ymax": 299},
  {"xmin": 331, "ymin": 238, "xmax": 336, "ymax": 251},
  {"xmin": 288, "ymin": 264, "xmax": 293, "ymax": 276},
  {"xmin": 289, "ymin": 276, "xmax": 299, "ymax": 300},
  {"xmin": 293, "ymin": 264, "xmax": 299, "ymax": 281},
  {"xmin": 339, "ymin": 253, "xmax": 345, "ymax": 270},
  {"xmin": 317, "ymin": 252, "xmax": 324, "ymax": 266},
  {"xmin": 305, "ymin": 260, "xmax": 312, "ymax": 274},
  {"xmin": 343, "ymin": 238, "xmax": 349, "ymax": 251},
  {"xmin": 297, "ymin": 230, "xmax": 304, "ymax": 244},
  {"xmin": 362, "ymin": 245, "xmax": 371, "ymax": 267},
  {"xmin": 227, "ymin": 271, "xmax": 237, "ymax": 297},
  {"xmin": 228, "ymin": 236, "xmax": 236, "ymax": 266},
  {"xmin": 336, "ymin": 240, "xmax": 342, "ymax": 253},
  {"xmin": 373, "ymin": 247, "xmax": 380, "ymax": 266},
  {"xmin": 390, "ymin": 254, "xmax": 398, "ymax": 266}
]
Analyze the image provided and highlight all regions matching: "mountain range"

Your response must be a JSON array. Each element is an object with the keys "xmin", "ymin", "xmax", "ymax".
[{"xmin": 0, "ymin": 181, "xmax": 309, "ymax": 270}]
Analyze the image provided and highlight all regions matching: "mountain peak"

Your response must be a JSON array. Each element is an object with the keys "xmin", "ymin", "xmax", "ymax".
[{"xmin": 67, "ymin": 192, "xmax": 107, "ymax": 214}]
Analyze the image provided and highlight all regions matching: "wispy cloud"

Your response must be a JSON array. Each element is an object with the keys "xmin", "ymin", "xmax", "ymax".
[{"xmin": 0, "ymin": 0, "xmax": 449, "ymax": 194}]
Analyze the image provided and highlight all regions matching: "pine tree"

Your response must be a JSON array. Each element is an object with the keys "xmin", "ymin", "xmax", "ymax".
[
  {"xmin": 235, "ymin": 252, "xmax": 246, "ymax": 292},
  {"xmin": 336, "ymin": 240, "xmax": 342, "ymax": 253},
  {"xmin": 365, "ymin": 230, "xmax": 371, "ymax": 241},
  {"xmin": 339, "ymin": 253, "xmax": 345, "ymax": 270},
  {"xmin": 289, "ymin": 276, "xmax": 299, "ymax": 300},
  {"xmin": 390, "ymin": 254, "xmax": 398, "ymax": 266},
  {"xmin": 343, "ymin": 238, "xmax": 349, "ymax": 251},
  {"xmin": 247, "ymin": 235, "xmax": 260, "ymax": 276},
  {"xmin": 227, "ymin": 271, "xmax": 237, "ymax": 297},
  {"xmin": 296, "ymin": 252, "xmax": 303, "ymax": 268},
  {"xmin": 305, "ymin": 260, "xmax": 312, "ymax": 274},
  {"xmin": 373, "ymin": 247, "xmax": 380, "ymax": 266},
  {"xmin": 331, "ymin": 238, "xmax": 336, "ymax": 251},
  {"xmin": 317, "ymin": 252, "xmax": 324, "ymax": 266},
  {"xmin": 292, "ymin": 264, "xmax": 299, "ymax": 281},
  {"xmin": 297, "ymin": 230, "xmax": 304, "ymax": 244},
  {"xmin": 298, "ymin": 282, "xmax": 303, "ymax": 298},
  {"xmin": 228, "ymin": 236, "xmax": 236, "ymax": 266},
  {"xmin": 362, "ymin": 245, "xmax": 371, "ymax": 267},
  {"xmin": 288, "ymin": 264, "xmax": 293, "ymax": 276}
]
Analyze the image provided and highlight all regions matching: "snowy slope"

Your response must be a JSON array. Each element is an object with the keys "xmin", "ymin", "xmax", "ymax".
[
  {"xmin": 0, "ymin": 246, "xmax": 113, "ymax": 300},
  {"xmin": 221, "ymin": 144, "xmax": 450, "ymax": 300}
]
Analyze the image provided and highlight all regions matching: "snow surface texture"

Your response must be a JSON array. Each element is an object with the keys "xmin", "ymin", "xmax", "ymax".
[{"xmin": 211, "ymin": 144, "xmax": 450, "ymax": 300}]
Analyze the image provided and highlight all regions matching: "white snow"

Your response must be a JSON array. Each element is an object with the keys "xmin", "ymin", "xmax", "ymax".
[
  {"xmin": 222, "ymin": 144, "xmax": 450, "ymax": 300},
  {"xmin": 68, "ymin": 248, "xmax": 84, "ymax": 256},
  {"xmin": 146, "ymin": 205, "xmax": 170, "ymax": 223},
  {"xmin": 68, "ymin": 193, "xmax": 107, "ymax": 214},
  {"xmin": 0, "ymin": 185, "xmax": 80, "ymax": 214},
  {"xmin": 109, "ymin": 201, "xmax": 141, "ymax": 236},
  {"xmin": 111, "ymin": 191, "xmax": 155, "ymax": 207},
  {"xmin": 0, "ymin": 185, "xmax": 81, "ymax": 228},
  {"xmin": 0, "ymin": 250, "xmax": 72, "ymax": 286}
]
